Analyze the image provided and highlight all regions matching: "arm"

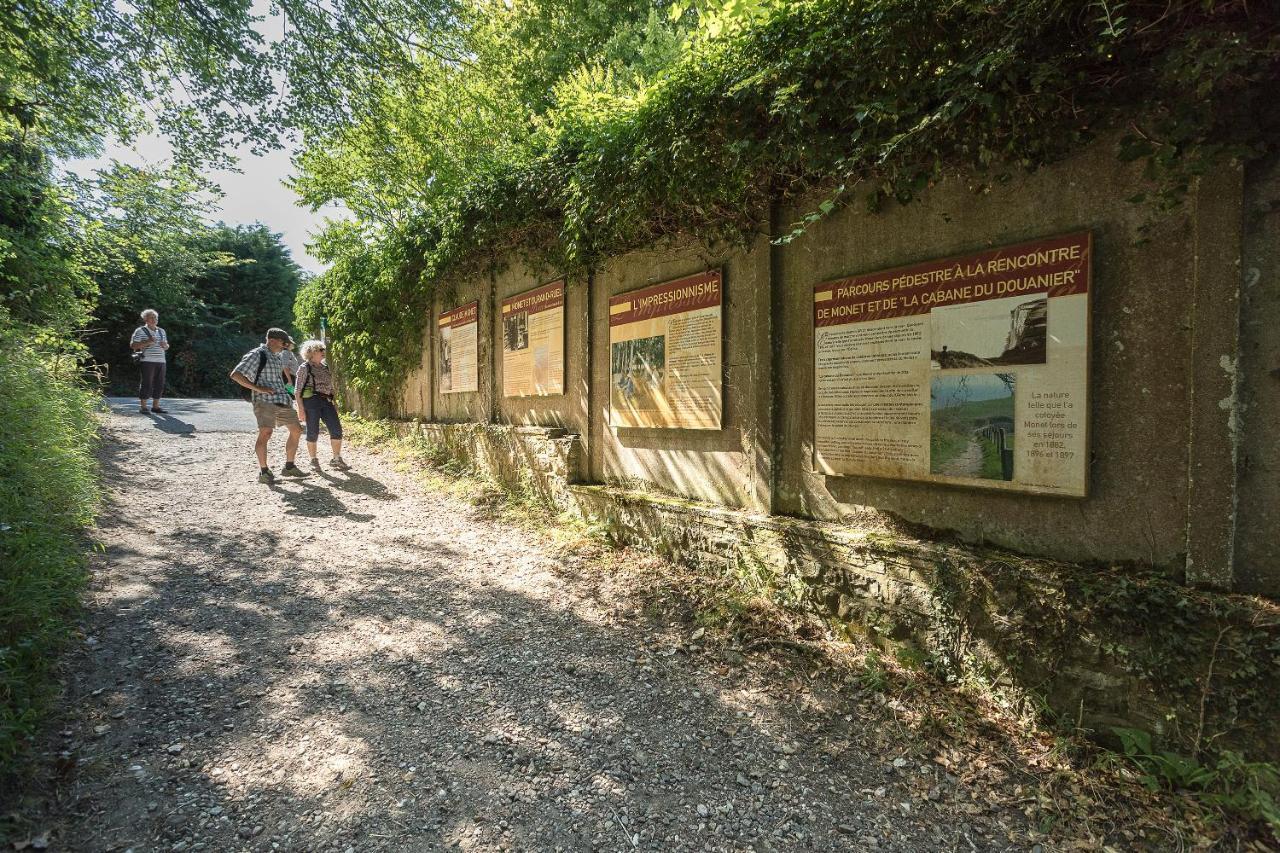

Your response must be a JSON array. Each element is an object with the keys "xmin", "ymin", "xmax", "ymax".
[
  {"xmin": 294, "ymin": 364, "xmax": 307, "ymax": 422},
  {"xmin": 229, "ymin": 370, "xmax": 272, "ymax": 395}
]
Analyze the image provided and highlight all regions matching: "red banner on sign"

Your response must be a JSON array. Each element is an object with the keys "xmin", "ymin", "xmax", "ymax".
[
  {"xmin": 814, "ymin": 232, "xmax": 1090, "ymax": 327},
  {"xmin": 610, "ymin": 270, "xmax": 721, "ymax": 326},
  {"xmin": 439, "ymin": 301, "xmax": 479, "ymax": 329},
  {"xmin": 502, "ymin": 281, "xmax": 564, "ymax": 316}
]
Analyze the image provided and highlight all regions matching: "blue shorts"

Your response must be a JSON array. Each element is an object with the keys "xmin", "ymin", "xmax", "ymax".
[{"xmin": 302, "ymin": 395, "xmax": 343, "ymax": 443}]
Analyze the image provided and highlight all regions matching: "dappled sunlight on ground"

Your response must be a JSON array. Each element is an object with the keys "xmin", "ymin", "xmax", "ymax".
[{"xmin": 13, "ymin": 400, "xmax": 1196, "ymax": 851}]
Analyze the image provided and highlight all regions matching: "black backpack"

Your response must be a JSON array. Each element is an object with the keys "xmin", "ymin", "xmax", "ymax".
[{"xmin": 239, "ymin": 347, "xmax": 269, "ymax": 400}]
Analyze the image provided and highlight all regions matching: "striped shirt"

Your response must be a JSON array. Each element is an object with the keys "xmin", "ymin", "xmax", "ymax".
[
  {"xmin": 295, "ymin": 361, "xmax": 335, "ymax": 397},
  {"xmin": 130, "ymin": 326, "xmax": 168, "ymax": 363},
  {"xmin": 233, "ymin": 345, "xmax": 293, "ymax": 405}
]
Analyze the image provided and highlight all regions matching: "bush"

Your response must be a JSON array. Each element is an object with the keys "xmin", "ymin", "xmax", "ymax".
[{"xmin": 0, "ymin": 330, "xmax": 100, "ymax": 772}]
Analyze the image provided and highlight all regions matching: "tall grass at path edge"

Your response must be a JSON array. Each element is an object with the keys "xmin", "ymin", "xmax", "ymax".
[{"xmin": 0, "ymin": 332, "xmax": 100, "ymax": 777}]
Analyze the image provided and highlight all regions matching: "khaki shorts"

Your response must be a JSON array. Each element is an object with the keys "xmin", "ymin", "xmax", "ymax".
[{"xmin": 252, "ymin": 400, "xmax": 302, "ymax": 430}]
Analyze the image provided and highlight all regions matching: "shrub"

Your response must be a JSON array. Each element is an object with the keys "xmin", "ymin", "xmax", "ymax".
[{"xmin": 0, "ymin": 329, "xmax": 100, "ymax": 772}]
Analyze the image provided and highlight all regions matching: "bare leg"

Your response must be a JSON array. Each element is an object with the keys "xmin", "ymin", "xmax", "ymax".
[
  {"xmin": 285, "ymin": 424, "xmax": 302, "ymax": 464},
  {"xmin": 255, "ymin": 427, "xmax": 273, "ymax": 468},
  {"xmin": 306, "ymin": 440, "xmax": 319, "ymax": 460},
  {"xmin": 330, "ymin": 438, "xmax": 342, "ymax": 459}
]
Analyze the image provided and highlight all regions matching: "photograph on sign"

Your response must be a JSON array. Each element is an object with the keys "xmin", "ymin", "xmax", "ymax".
[
  {"xmin": 501, "ymin": 281, "xmax": 565, "ymax": 397},
  {"xmin": 609, "ymin": 270, "xmax": 722, "ymax": 430},
  {"xmin": 929, "ymin": 373, "xmax": 1016, "ymax": 481},
  {"xmin": 813, "ymin": 232, "xmax": 1090, "ymax": 497},
  {"xmin": 439, "ymin": 301, "xmax": 479, "ymax": 394},
  {"xmin": 931, "ymin": 294, "xmax": 1048, "ymax": 368}
]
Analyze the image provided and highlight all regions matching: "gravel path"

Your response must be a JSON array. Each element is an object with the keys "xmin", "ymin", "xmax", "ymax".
[{"xmin": 22, "ymin": 399, "xmax": 1052, "ymax": 852}]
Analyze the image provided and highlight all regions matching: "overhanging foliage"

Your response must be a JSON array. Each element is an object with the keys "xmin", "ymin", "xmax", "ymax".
[{"xmin": 296, "ymin": 0, "xmax": 1280, "ymax": 400}]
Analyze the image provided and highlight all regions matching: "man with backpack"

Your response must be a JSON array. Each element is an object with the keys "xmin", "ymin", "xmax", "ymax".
[{"xmin": 229, "ymin": 328, "xmax": 307, "ymax": 483}]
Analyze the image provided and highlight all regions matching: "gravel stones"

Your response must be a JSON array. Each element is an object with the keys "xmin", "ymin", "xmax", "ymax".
[{"xmin": 11, "ymin": 403, "xmax": 1154, "ymax": 851}]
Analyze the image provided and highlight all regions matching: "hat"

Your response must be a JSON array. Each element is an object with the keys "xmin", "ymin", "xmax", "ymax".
[{"xmin": 266, "ymin": 328, "xmax": 290, "ymax": 342}]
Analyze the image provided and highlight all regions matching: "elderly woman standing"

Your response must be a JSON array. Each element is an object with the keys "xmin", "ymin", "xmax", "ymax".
[
  {"xmin": 130, "ymin": 309, "xmax": 170, "ymax": 414},
  {"xmin": 294, "ymin": 339, "xmax": 348, "ymax": 469}
]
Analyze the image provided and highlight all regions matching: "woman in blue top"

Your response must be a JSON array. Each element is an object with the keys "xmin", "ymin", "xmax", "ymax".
[{"xmin": 130, "ymin": 309, "xmax": 170, "ymax": 414}]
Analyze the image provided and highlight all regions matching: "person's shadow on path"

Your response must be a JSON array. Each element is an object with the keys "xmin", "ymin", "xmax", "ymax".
[
  {"xmin": 148, "ymin": 412, "xmax": 196, "ymax": 437},
  {"xmin": 308, "ymin": 464, "xmax": 398, "ymax": 501},
  {"xmin": 269, "ymin": 478, "xmax": 377, "ymax": 522}
]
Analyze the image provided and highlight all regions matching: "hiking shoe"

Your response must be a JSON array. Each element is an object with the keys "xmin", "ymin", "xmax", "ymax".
[
  {"xmin": 331, "ymin": 456, "xmax": 350, "ymax": 470},
  {"xmin": 258, "ymin": 468, "xmax": 275, "ymax": 484},
  {"xmin": 138, "ymin": 406, "xmax": 149, "ymax": 414},
  {"xmin": 309, "ymin": 457, "xmax": 322, "ymax": 469},
  {"xmin": 281, "ymin": 462, "xmax": 307, "ymax": 477},
  {"xmin": 150, "ymin": 406, "xmax": 168, "ymax": 414}
]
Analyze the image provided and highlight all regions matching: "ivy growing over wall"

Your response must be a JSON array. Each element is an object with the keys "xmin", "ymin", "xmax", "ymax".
[{"xmin": 295, "ymin": 0, "xmax": 1280, "ymax": 401}]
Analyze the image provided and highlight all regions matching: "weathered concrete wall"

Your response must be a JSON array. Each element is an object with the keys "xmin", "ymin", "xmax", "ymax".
[
  {"xmin": 377, "ymin": 137, "xmax": 1275, "ymax": 595},
  {"xmin": 1237, "ymin": 154, "xmax": 1280, "ymax": 599},
  {"xmin": 493, "ymin": 260, "xmax": 590, "ymax": 479},
  {"xmin": 433, "ymin": 275, "xmax": 496, "ymax": 424},
  {"xmin": 589, "ymin": 236, "xmax": 774, "ymax": 513},
  {"xmin": 393, "ymin": 325, "xmax": 433, "ymax": 420},
  {"xmin": 775, "ymin": 141, "xmax": 1246, "ymax": 577}
]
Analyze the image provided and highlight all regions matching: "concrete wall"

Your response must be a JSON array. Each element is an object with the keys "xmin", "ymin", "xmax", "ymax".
[
  {"xmin": 1237, "ymin": 154, "xmax": 1280, "ymax": 597},
  {"xmin": 393, "ymin": 325, "xmax": 433, "ymax": 420},
  {"xmin": 493, "ymin": 261, "xmax": 590, "ymax": 477},
  {"xmin": 433, "ymin": 275, "xmax": 495, "ymax": 424},
  {"xmin": 775, "ymin": 141, "xmax": 1247, "ymax": 582},
  {"xmin": 589, "ymin": 236, "xmax": 774, "ymax": 513},
  {"xmin": 380, "ymin": 139, "xmax": 1276, "ymax": 597}
]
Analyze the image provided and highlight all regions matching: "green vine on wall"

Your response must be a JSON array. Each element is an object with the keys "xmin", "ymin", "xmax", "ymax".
[{"xmin": 297, "ymin": 0, "xmax": 1280, "ymax": 402}]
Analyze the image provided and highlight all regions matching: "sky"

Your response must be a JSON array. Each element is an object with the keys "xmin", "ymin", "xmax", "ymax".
[
  {"xmin": 63, "ymin": 0, "xmax": 343, "ymax": 273},
  {"xmin": 66, "ymin": 136, "xmax": 343, "ymax": 274}
]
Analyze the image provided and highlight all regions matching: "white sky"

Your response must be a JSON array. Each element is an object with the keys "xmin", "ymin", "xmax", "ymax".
[{"xmin": 65, "ymin": 137, "xmax": 342, "ymax": 273}]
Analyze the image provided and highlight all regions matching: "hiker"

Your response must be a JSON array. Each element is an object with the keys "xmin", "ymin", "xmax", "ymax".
[
  {"xmin": 280, "ymin": 336, "xmax": 299, "ymax": 384},
  {"xmin": 130, "ymin": 309, "xmax": 170, "ymax": 414},
  {"xmin": 294, "ymin": 339, "xmax": 349, "ymax": 470},
  {"xmin": 229, "ymin": 328, "xmax": 307, "ymax": 483}
]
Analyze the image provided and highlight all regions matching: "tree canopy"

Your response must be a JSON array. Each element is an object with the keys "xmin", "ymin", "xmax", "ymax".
[{"xmin": 286, "ymin": 0, "xmax": 1280, "ymax": 401}]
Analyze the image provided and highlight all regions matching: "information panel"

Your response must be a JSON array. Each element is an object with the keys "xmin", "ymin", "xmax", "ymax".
[
  {"xmin": 609, "ymin": 270, "xmax": 722, "ymax": 430},
  {"xmin": 502, "ymin": 280, "xmax": 565, "ymax": 397},
  {"xmin": 438, "ymin": 301, "xmax": 479, "ymax": 395},
  {"xmin": 813, "ymin": 232, "xmax": 1090, "ymax": 496}
]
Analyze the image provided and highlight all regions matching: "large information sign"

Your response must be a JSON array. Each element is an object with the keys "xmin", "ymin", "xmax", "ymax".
[
  {"xmin": 609, "ymin": 270, "xmax": 722, "ymax": 430},
  {"xmin": 438, "ymin": 301, "xmax": 479, "ymax": 395},
  {"xmin": 502, "ymin": 281, "xmax": 565, "ymax": 397},
  {"xmin": 813, "ymin": 232, "xmax": 1091, "ymax": 496}
]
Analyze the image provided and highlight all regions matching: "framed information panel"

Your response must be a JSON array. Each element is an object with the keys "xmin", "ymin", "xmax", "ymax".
[
  {"xmin": 502, "ymin": 280, "xmax": 565, "ymax": 397},
  {"xmin": 438, "ymin": 301, "xmax": 479, "ymax": 395},
  {"xmin": 609, "ymin": 270, "xmax": 722, "ymax": 430},
  {"xmin": 813, "ymin": 232, "xmax": 1091, "ymax": 496}
]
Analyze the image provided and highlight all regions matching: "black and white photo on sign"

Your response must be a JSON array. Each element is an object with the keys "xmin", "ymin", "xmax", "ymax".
[
  {"xmin": 930, "ymin": 294, "xmax": 1048, "ymax": 370},
  {"xmin": 503, "ymin": 312, "xmax": 529, "ymax": 351}
]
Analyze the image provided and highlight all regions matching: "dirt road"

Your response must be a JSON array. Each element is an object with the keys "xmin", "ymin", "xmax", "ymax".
[{"xmin": 20, "ymin": 399, "xmax": 1059, "ymax": 851}]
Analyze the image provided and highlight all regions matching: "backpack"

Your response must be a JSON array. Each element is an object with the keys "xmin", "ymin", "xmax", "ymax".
[{"xmin": 239, "ymin": 347, "xmax": 269, "ymax": 400}]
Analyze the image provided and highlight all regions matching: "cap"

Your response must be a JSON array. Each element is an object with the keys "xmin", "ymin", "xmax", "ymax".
[{"xmin": 266, "ymin": 328, "xmax": 290, "ymax": 342}]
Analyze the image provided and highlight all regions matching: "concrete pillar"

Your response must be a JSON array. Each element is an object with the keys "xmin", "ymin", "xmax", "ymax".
[{"xmin": 1183, "ymin": 166, "xmax": 1245, "ymax": 589}]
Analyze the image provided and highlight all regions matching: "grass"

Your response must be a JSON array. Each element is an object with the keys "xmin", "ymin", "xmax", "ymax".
[
  {"xmin": 0, "ymin": 333, "xmax": 100, "ymax": 776},
  {"xmin": 929, "ymin": 429, "xmax": 969, "ymax": 469},
  {"xmin": 342, "ymin": 415, "xmax": 606, "ymax": 548}
]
